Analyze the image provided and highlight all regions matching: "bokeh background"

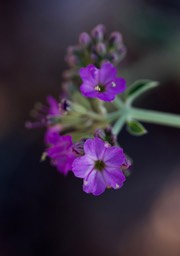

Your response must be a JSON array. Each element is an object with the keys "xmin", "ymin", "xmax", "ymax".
[{"xmin": 0, "ymin": 0, "xmax": 180, "ymax": 255}]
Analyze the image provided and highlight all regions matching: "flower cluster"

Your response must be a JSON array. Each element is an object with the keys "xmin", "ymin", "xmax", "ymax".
[
  {"xmin": 26, "ymin": 24, "xmax": 180, "ymax": 195},
  {"xmin": 26, "ymin": 24, "xmax": 132, "ymax": 196},
  {"xmin": 63, "ymin": 24, "xmax": 126, "ymax": 92}
]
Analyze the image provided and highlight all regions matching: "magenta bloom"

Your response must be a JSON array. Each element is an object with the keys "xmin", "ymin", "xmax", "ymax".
[
  {"xmin": 79, "ymin": 62, "xmax": 126, "ymax": 101},
  {"xmin": 72, "ymin": 137, "xmax": 126, "ymax": 195},
  {"xmin": 47, "ymin": 132, "xmax": 76, "ymax": 175},
  {"xmin": 25, "ymin": 96, "xmax": 60, "ymax": 129},
  {"xmin": 46, "ymin": 96, "xmax": 60, "ymax": 116}
]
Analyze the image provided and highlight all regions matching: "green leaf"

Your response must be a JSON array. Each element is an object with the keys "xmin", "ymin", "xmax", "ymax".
[
  {"xmin": 125, "ymin": 80, "xmax": 159, "ymax": 105},
  {"xmin": 126, "ymin": 119, "xmax": 147, "ymax": 136}
]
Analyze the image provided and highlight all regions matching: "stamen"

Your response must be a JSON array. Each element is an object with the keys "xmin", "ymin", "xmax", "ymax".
[
  {"xmin": 115, "ymin": 184, "xmax": 119, "ymax": 189},
  {"xmin": 95, "ymin": 85, "xmax": 101, "ymax": 91},
  {"xmin": 84, "ymin": 180, "xmax": 88, "ymax": 185},
  {"xmin": 112, "ymin": 82, "xmax": 116, "ymax": 87}
]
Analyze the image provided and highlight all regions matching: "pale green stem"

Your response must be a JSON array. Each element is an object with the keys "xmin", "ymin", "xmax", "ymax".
[
  {"xmin": 129, "ymin": 107, "xmax": 180, "ymax": 128},
  {"xmin": 112, "ymin": 114, "xmax": 127, "ymax": 135},
  {"xmin": 106, "ymin": 110, "xmax": 123, "ymax": 121},
  {"xmin": 86, "ymin": 111, "xmax": 106, "ymax": 121}
]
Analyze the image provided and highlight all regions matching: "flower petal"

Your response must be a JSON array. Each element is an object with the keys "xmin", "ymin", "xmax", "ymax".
[
  {"xmin": 83, "ymin": 170, "xmax": 106, "ymax": 195},
  {"xmin": 80, "ymin": 83, "xmax": 98, "ymax": 98},
  {"xmin": 106, "ymin": 77, "xmax": 126, "ymax": 94},
  {"xmin": 80, "ymin": 65, "xmax": 99, "ymax": 85},
  {"xmin": 103, "ymin": 168, "xmax": 126, "ymax": 189},
  {"xmin": 99, "ymin": 62, "xmax": 117, "ymax": 84},
  {"xmin": 84, "ymin": 137, "xmax": 105, "ymax": 160},
  {"xmin": 103, "ymin": 146, "xmax": 125, "ymax": 167},
  {"xmin": 55, "ymin": 155, "xmax": 73, "ymax": 175},
  {"xmin": 96, "ymin": 91, "xmax": 116, "ymax": 102},
  {"xmin": 72, "ymin": 156, "xmax": 94, "ymax": 178}
]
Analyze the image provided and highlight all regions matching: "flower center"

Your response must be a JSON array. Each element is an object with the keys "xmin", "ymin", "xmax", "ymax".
[
  {"xmin": 94, "ymin": 84, "xmax": 106, "ymax": 92},
  {"xmin": 94, "ymin": 160, "xmax": 105, "ymax": 171}
]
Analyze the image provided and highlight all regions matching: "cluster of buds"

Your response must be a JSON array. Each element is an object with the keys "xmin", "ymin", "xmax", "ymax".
[{"xmin": 63, "ymin": 24, "xmax": 126, "ymax": 89}]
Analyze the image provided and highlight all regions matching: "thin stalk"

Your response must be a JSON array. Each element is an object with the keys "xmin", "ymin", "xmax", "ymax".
[
  {"xmin": 129, "ymin": 107, "xmax": 180, "ymax": 128},
  {"xmin": 86, "ymin": 111, "xmax": 106, "ymax": 121},
  {"xmin": 106, "ymin": 109, "xmax": 123, "ymax": 122},
  {"xmin": 112, "ymin": 114, "xmax": 127, "ymax": 135}
]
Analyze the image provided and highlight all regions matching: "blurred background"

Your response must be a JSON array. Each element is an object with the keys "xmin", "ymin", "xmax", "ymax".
[{"xmin": 0, "ymin": 0, "xmax": 180, "ymax": 255}]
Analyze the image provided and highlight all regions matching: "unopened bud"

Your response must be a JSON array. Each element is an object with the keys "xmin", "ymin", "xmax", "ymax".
[
  {"xmin": 73, "ymin": 139, "xmax": 86, "ymax": 156},
  {"xmin": 94, "ymin": 129, "xmax": 106, "ymax": 140},
  {"xmin": 109, "ymin": 31, "xmax": 123, "ymax": 46},
  {"xmin": 94, "ymin": 127, "xmax": 116, "ymax": 146},
  {"xmin": 79, "ymin": 32, "xmax": 91, "ymax": 46},
  {"xmin": 91, "ymin": 24, "xmax": 106, "ymax": 41},
  {"xmin": 96, "ymin": 42, "xmax": 106, "ymax": 55}
]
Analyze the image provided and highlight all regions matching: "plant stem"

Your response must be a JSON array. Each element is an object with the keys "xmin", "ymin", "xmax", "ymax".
[
  {"xmin": 112, "ymin": 114, "xmax": 127, "ymax": 135},
  {"xmin": 129, "ymin": 107, "xmax": 180, "ymax": 128}
]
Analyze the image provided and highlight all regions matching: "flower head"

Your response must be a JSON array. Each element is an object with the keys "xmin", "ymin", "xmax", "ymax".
[
  {"xmin": 63, "ymin": 24, "xmax": 126, "ymax": 85},
  {"xmin": 25, "ymin": 96, "xmax": 60, "ymax": 129},
  {"xmin": 47, "ymin": 132, "xmax": 76, "ymax": 175},
  {"xmin": 72, "ymin": 137, "xmax": 126, "ymax": 195},
  {"xmin": 79, "ymin": 62, "xmax": 126, "ymax": 101}
]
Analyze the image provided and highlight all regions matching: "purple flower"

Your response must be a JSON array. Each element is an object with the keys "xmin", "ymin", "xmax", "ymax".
[
  {"xmin": 72, "ymin": 137, "xmax": 126, "ymax": 196},
  {"xmin": 46, "ymin": 96, "xmax": 60, "ymax": 116},
  {"xmin": 47, "ymin": 132, "xmax": 76, "ymax": 175},
  {"xmin": 25, "ymin": 96, "xmax": 60, "ymax": 129},
  {"xmin": 79, "ymin": 62, "xmax": 126, "ymax": 101}
]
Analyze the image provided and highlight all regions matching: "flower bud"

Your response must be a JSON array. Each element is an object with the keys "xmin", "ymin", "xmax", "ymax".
[
  {"xmin": 79, "ymin": 32, "xmax": 91, "ymax": 46},
  {"xmin": 94, "ymin": 127, "xmax": 116, "ymax": 146},
  {"xmin": 122, "ymin": 158, "xmax": 131, "ymax": 170},
  {"xmin": 73, "ymin": 139, "xmax": 86, "ymax": 156},
  {"xmin": 94, "ymin": 129, "xmax": 106, "ymax": 140},
  {"xmin": 91, "ymin": 24, "xmax": 106, "ymax": 41},
  {"xmin": 109, "ymin": 31, "xmax": 122, "ymax": 46},
  {"xmin": 90, "ymin": 53, "xmax": 98, "ymax": 63},
  {"xmin": 96, "ymin": 42, "xmax": 106, "ymax": 55},
  {"xmin": 108, "ymin": 49, "xmax": 126, "ymax": 65}
]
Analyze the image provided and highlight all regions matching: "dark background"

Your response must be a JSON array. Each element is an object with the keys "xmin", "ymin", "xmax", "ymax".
[{"xmin": 0, "ymin": 0, "xmax": 180, "ymax": 255}]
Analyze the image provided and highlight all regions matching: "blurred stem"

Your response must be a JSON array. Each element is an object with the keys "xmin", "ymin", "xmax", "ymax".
[
  {"xmin": 129, "ymin": 108, "xmax": 180, "ymax": 128},
  {"xmin": 112, "ymin": 114, "xmax": 127, "ymax": 135},
  {"xmin": 111, "ymin": 97, "xmax": 180, "ymax": 135}
]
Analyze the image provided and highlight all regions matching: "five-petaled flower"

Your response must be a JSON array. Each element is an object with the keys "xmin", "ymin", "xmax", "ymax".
[
  {"xmin": 72, "ymin": 137, "xmax": 126, "ymax": 195},
  {"xmin": 79, "ymin": 62, "xmax": 126, "ymax": 102}
]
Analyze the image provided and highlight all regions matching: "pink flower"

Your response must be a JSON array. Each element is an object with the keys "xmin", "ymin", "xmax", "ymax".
[
  {"xmin": 72, "ymin": 137, "xmax": 126, "ymax": 195},
  {"xmin": 47, "ymin": 132, "xmax": 76, "ymax": 175},
  {"xmin": 79, "ymin": 62, "xmax": 126, "ymax": 102}
]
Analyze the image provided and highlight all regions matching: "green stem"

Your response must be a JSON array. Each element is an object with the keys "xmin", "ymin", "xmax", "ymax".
[
  {"xmin": 106, "ymin": 110, "xmax": 123, "ymax": 121},
  {"xmin": 86, "ymin": 111, "xmax": 105, "ymax": 121},
  {"xmin": 129, "ymin": 107, "xmax": 180, "ymax": 128},
  {"xmin": 112, "ymin": 114, "xmax": 127, "ymax": 135}
]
